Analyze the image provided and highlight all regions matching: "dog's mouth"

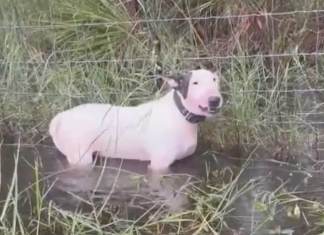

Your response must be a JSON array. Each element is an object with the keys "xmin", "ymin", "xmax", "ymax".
[{"xmin": 198, "ymin": 105, "xmax": 218, "ymax": 115}]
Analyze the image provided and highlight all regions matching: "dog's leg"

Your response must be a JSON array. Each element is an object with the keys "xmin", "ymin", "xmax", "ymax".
[
  {"xmin": 146, "ymin": 156, "xmax": 173, "ymax": 192},
  {"xmin": 65, "ymin": 148, "xmax": 93, "ymax": 168},
  {"xmin": 146, "ymin": 168, "xmax": 169, "ymax": 193}
]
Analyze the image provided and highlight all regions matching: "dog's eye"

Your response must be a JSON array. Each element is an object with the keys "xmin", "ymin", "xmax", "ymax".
[
  {"xmin": 193, "ymin": 81, "xmax": 199, "ymax": 85},
  {"xmin": 213, "ymin": 78, "xmax": 217, "ymax": 82}
]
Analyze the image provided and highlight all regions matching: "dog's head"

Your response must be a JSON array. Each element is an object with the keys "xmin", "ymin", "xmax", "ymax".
[{"xmin": 165, "ymin": 69, "xmax": 223, "ymax": 117}]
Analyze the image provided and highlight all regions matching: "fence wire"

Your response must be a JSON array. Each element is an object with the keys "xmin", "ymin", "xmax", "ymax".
[
  {"xmin": 1, "ymin": 9, "xmax": 324, "ymax": 129},
  {"xmin": 0, "ymin": 9, "xmax": 324, "ymax": 30},
  {"xmin": 0, "ymin": 9, "xmax": 324, "ymax": 63},
  {"xmin": 1, "ymin": 51, "xmax": 324, "ymax": 65}
]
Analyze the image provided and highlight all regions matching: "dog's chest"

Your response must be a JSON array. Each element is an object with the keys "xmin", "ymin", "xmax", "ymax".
[{"xmin": 173, "ymin": 129, "xmax": 198, "ymax": 159}]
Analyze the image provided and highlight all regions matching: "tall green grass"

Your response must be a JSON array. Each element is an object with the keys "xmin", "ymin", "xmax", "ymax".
[{"xmin": 1, "ymin": 0, "xmax": 323, "ymax": 146}]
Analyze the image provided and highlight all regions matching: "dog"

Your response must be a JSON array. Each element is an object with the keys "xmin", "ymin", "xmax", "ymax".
[{"xmin": 49, "ymin": 69, "xmax": 223, "ymax": 172}]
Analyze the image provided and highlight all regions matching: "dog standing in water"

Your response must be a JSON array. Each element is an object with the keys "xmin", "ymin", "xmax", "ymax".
[{"xmin": 49, "ymin": 69, "xmax": 223, "ymax": 173}]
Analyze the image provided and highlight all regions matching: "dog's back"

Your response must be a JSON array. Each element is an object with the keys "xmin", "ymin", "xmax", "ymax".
[{"xmin": 49, "ymin": 102, "xmax": 156, "ymax": 165}]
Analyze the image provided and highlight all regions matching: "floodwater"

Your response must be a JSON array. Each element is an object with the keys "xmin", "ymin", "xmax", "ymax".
[{"xmin": 1, "ymin": 136, "xmax": 324, "ymax": 235}]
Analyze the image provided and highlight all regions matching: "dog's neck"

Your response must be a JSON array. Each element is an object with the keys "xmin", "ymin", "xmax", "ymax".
[{"xmin": 173, "ymin": 90, "xmax": 206, "ymax": 124}]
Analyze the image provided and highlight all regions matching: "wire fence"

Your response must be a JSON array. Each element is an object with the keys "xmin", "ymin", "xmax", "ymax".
[
  {"xmin": 1, "ymin": 9, "xmax": 324, "ymax": 29},
  {"xmin": 2, "ymin": 7, "xmax": 324, "ymax": 130},
  {"xmin": 2, "ymin": 88, "xmax": 324, "ymax": 96},
  {"xmin": 1, "ymin": 51, "xmax": 324, "ymax": 65},
  {"xmin": 0, "ymin": 9, "xmax": 323, "ymax": 63}
]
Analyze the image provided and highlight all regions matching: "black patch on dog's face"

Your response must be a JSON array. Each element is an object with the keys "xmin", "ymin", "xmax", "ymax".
[{"xmin": 177, "ymin": 72, "xmax": 192, "ymax": 99}]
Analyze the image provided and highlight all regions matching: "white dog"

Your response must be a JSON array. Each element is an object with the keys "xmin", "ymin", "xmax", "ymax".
[{"xmin": 49, "ymin": 69, "xmax": 223, "ymax": 172}]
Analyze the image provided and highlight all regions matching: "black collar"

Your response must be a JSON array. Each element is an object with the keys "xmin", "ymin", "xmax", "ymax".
[{"xmin": 173, "ymin": 90, "xmax": 206, "ymax": 124}]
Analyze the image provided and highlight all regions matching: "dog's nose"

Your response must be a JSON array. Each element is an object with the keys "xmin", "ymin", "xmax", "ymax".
[{"xmin": 208, "ymin": 96, "xmax": 221, "ymax": 109}]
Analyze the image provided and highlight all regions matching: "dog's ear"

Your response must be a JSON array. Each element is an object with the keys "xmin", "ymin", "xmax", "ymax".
[
  {"xmin": 213, "ymin": 70, "xmax": 222, "ymax": 84},
  {"xmin": 210, "ymin": 67, "xmax": 224, "ymax": 79},
  {"xmin": 157, "ymin": 72, "xmax": 192, "ymax": 98},
  {"xmin": 177, "ymin": 72, "xmax": 192, "ymax": 99},
  {"xmin": 154, "ymin": 75, "xmax": 180, "ymax": 94},
  {"xmin": 162, "ymin": 76, "xmax": 179, "ymax": 88}
]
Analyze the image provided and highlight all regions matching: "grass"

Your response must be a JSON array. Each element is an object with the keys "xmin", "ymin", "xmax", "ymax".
[
  {"xmin": 0, "ymin": 142, "xmax": 252, "ymax": 234},
  {"xmin": 1, "ymin": 0, "xmax": 324, "ymax": 234},
  {"xmin": 2, "ymin": 142, "xmax": 324, "ymax": 234}
]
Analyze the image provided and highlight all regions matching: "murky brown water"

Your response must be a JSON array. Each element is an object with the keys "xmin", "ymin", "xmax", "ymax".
[{"xmin": 1, "ymin": 135, "xmax": 324, "ymax": 234}]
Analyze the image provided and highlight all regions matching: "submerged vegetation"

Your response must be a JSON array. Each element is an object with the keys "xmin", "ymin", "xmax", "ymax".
[{"xmin": 1, "ymin": 0, "xmax": 324, "ymax": 234}]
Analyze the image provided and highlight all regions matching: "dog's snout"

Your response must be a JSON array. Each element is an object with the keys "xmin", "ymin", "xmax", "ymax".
[{"xmin": 208, "ymin": 96, "xmax": 221, "ymax": 108}]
